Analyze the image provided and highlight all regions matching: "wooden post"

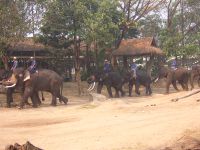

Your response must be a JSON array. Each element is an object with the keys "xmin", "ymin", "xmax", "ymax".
[
  {"xmin": 146, "ymin": 55, "xmax": 154, "ymax": 77},
  {"xmin": 111, "ymin": 55, "xmax": 118, "ymax": 70},
  {"xmin": 123, "ymin": 56, "xmax": 128, "ymax": 69}
]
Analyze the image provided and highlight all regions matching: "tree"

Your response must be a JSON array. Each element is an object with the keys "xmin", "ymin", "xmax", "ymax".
[{"xmin": 0, "ymin": 0, "xmax": 28, "ymax": 69}]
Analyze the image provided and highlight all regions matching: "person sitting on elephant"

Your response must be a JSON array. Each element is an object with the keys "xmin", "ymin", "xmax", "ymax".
[
  {"xmin": 130, "ymin": 59, "xmax": 138, "ymax": 77},
  {"xmin": 171, "ymin": 58, "xmax": 177, "ymax": 70},
  {"xmin": 11, "ymin": 57, "xmax": 18, "ymax": 71},
  {"xmin": 103, "ymin": 59, "xmax": 112, "ymax": 73},
  {"xmin": 27, "ymin": 57, "xmax": 37, "ymax": 74}
]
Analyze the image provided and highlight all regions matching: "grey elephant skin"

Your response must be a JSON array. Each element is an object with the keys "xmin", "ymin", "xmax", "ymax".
[
  {"xmin": 87, "ymin": 71, "xmax": 125, "ymax": 98},
  {"xmin": 190, "ymin": 65, "xmax": 200, "ymax": 90},
  {"xmin": 123, "ymin": 70, "xmax": 153, "ymax": 96},
  {"xmin": 6, "ymin": 68, "xmax": 68, "ymax": 109},
  {"xmin": 157, "ymin": 66, "xmax": 190, "ymax": 94}
]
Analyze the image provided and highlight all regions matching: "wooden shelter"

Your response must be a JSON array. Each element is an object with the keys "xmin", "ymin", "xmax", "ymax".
[
  {"xmin": 113, "ymin": 37, "xmax": 163, "ymax": 56},
  {"xmin": 112, "ymin": 37, "xmax": 164, "ymax": 76},
  {"xmin": 6, "ymin": 39, "xmax": 50, "ymax": 59}
]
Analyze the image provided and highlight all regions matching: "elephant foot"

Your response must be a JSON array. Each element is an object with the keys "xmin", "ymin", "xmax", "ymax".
[
  {"xmin": 51, "ymin": 103, "xmax": 57, "ymax": 106},
  {"xmin": 6, "ymin": 104, "xmax": 11, "ymax": 108},
  {"xmin": 136, "ymin": 92, "xmax": 140, "ymax": 95},
  {"xmin": 32, "ymin": 104, "xmax": 38, "ymax": 108},
  {"xmin": 121, "ymin": 92, "xmax": 125, "ymax": 97}
]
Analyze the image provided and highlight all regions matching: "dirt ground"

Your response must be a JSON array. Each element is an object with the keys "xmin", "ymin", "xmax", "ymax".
[{"xmin": 1, "ymin": 81, "xmax": 200, "ymax": 150}]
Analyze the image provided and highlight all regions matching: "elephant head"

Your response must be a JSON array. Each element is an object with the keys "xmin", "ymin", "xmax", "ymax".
[
  {"xmin": 3, "ymin": 68, "xmax": 29, "ymax": 88},
  {"xmin": 154, "ymin": 65, "xmax": 172, "ymax": 82},
  {"xmin": 87, "ymin": 71, "xmax": 106, "ymax": 93}
]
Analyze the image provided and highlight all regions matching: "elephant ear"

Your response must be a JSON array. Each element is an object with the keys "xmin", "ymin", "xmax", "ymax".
[{"xmin": 23, "ymin": 70, "xmax": 31, "ymax": 81}]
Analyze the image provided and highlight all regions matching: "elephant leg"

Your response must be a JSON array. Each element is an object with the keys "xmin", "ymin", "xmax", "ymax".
[
  {"xmin": 190, "ymin": 76, "xmax": 195, "ymax": 90},
  {"xmin": 172, "ymin": 81, "xmax": 179, "ymax": 91},
  {"xmin": 51, "ymin": 94, "xmax": 57, "ymax": 106},
  {"xmin": 128, "ymin": 82, "xmax": 133, "ymax": 97},
  {"xmin": 145, "ymin": 84, "xmax": 152, "ymax": 95},
  {"xmin": 106, "ymin": 85, "xmax": 113, "ymax": 98},
  {"xmin": 120, "ymin": 87, "xmax": 125, "ymax": 97},
  {"xmin": 198, "ymin": 77, "xmax": 200, "ymax": 87},
  {"xmin": 180, "ymin": 82, "xmax": 185, "ymax": 90},
  {"xmin": 148, "ymin": 84, "xmax": 152, "ymax": 95},
  {"xmin": 20, "ymin": 87, "xmax": 33, "ymax": 109},
  {"xmin": 183, "ymin": 81, "xmax": 189, "ymax": 91},
  {"xmin": 135, "ymin": 82, "xmax": 140, "ymax": 95},
  {"xmin": 35, "ymin": 92, "xmax": 42, "ymax": 105},
  {"xmin": 114, "ymin": 88, "xmax": 119, "ymax": 98},
  {"xmin": 30, "ymin": 93, "xmax": 39, "ymax": 108},
  {"xmin": 6, "ymin": 87, "xmax": 15, "ymax": 108},
  {"xmin": 41, "ymin": 91, "xmax": 45, "ymax": 101},
  {"xmin": 97, "ymin": 82, "xmax": 103, "ymax": 94}
]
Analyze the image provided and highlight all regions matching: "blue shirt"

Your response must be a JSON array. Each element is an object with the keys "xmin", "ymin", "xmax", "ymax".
[
  {"xmin": 103, "ymin": 63, "xmax": 111, "ymax": 73},
  {"xmin": 130, "ymin": 63, "xmax": 137, "ymax": 71},
  {"xmin": 171, "ymin": 60, "xmax": 177, "ymax": 69},
  {"xmin": 28, "ymin": 60, "xmax": 37, "ymax": 73},
  {"xmin": 11, "ymin": 60, "xmax": 18, "ymax": 70}
]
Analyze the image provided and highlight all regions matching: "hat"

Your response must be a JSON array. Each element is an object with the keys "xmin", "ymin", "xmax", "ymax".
[
  {"xmin": 13, "ymin": 57, "xmax": 17, "ymax": 59},
  {"xmin": 104, "ymin": 59, "xmax": 108, "ymax": 62},
  {"xmin": 30, "ymin": 57, "xmax": 34, "ymax": 59}
]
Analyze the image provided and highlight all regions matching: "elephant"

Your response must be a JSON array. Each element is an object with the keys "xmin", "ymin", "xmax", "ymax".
[
  {"xmin": 190, "ymin": 65, "xmax": 200, "ymax": 90},
  {"xmin": 87, "ymin": 71, "xmax": 125, "ymax": 98},
  {"xmin": 156, "ymin": 65, "xmax": 190, "ymax": 94},
  {"xmin": 123, "ymin": 70, "xmax": 154, "ymax": 96},
  {"xmin": 5, "ymin": 68, "xmax": 68, "ymax": 109},
  {"xmin": 1, "ymin": 68, "xmax": 45, "ymax": 107}
]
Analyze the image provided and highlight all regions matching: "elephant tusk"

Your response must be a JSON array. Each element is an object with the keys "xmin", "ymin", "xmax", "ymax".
[
  {"xmin": 154, "ymin": 78, "xmax": 159, "ymax": 83},
  {"xmin": 89, "ymin": 82, "xmax": 96, "ymax": 91},
  {"xmin": 87, "ymin": 82, "xmax": 96, "ymax": 92},
  {"xmin": 87, "ymin": 82, "xmax": 94, "ymax": 91},
  {"xmin": 5, "ymin": 83, "xmax": 16, "ymax": 88}
]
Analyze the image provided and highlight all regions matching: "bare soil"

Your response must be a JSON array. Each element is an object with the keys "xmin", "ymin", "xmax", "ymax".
[{"xmin": 1, "ymin": 81, "xmax": 200, "ymax": 150}]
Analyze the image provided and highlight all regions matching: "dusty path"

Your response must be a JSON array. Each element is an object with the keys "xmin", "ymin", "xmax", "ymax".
[{"xmin": 1, "ymin": 85, "xmax": 200, "ymax": 150}]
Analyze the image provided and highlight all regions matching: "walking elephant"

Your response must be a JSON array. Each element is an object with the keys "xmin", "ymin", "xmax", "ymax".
[
  {"xmin": 190, "ymin": 65, "xmax": 200, "ymax": 90},
  {"xmin": 1, "ymin": 68, "xmax": 44, "ymax": 107},
  {"xmin": 4, "ymin": 68, "xmax": 68, "ymax": 109},
  {"xmin": 156, "ymin": 66, "xmax": 190, "ymax": 94},
  {"xmin": 87, "ymin": 71, "xmax": 125, "ymax": 98},
  {"xmin": 123, "ymin": 70, "xmax": 154, "ymax": 96}
]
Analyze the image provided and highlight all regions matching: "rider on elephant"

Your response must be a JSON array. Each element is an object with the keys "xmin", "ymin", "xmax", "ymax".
[
  {"xmin": 103, "ymin": 59, "xmax": 112, "ymax": 73},
  {"xmin": 171, "ymin": 58, "xmax": 177, "ymax": 70},
  {"xmin": 130, "ymin": 59, "xmax": 138, "ymax": 77},
  {"xmin": 11, "ymin": 57, "xmax": 18, "ymax": 71},
  {"xmin": 27, "ymin": 57, "xmax": 37, "ymax": 74}
]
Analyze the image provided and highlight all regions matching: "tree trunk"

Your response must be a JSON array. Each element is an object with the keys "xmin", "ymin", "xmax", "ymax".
[
  {"xmin": 1, "ymin": 55, "xmax": 9, "ymax": 70},
  {"xmin": 123, "ymin": 56, "xmax": 128, "ymax": 69},
  {"xmin": 111, "ymin": 56, "xmax": 118, "ymax": 70},
  {"xmin": 73, "ymin": 21, "xmax": 83, "ymax": 96}
]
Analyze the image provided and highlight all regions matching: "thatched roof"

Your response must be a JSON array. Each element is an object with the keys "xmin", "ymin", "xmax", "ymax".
[
  {"xmin": 113, "ymin": 37, "xmax": 163, "ymax": 56},
  {"xmin": 7, "ymin": 39, "xmax": 48, "ymax": 52}
]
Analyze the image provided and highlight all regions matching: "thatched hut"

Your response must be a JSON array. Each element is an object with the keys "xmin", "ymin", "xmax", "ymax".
[
  {"xmin": 112, "ymin": 37, "xmax": 164, "ymax": 76},
  {"xmin": 7, "ymin": 39, "xmax": 50, "ymax": 59}
]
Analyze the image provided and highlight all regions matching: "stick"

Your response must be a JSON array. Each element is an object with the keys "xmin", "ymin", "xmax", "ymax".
[{"xmin": 171, "ymin": 89, "xmax": 200, "ymax": 102}]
